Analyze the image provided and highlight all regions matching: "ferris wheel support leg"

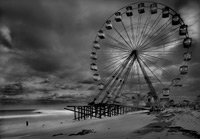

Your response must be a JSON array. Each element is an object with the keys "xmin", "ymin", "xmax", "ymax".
[{"xmin": 137, "ymin": 58, "xmax": 158, "ymax": 103}]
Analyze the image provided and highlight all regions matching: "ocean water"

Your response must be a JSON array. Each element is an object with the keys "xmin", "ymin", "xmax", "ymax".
[
  {"xmin": 0, "ymin": 109, "xmax": 74, "ymax": 135},
  {"xmin": 0, "ymin": 109, "xmax": 37, "ymax": 116},
  {"xmin": 0, "ymin": 109, "xmax": 73, "ymax": 119}
]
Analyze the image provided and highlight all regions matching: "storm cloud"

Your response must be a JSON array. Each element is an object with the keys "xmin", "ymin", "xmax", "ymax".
[{"xmin": 0, "ymin": 0, "xmax": 199, "ymax": 102}]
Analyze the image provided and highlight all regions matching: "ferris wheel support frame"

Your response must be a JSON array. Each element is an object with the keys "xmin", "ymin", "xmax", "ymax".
[
  {"xmin": 92, "ymin": 50, "xmax": 138, "ymax": 104},
  {"xmin": 136, "ymin": 56, "xmax": 158, "ymax": 101}
]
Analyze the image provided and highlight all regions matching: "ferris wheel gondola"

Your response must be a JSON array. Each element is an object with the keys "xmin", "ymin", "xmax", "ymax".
[{"xmin": 89, "ymin": 1, "xmax": 192, "ymax": 105}]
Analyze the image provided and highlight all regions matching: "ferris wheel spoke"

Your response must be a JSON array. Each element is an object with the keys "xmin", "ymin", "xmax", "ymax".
[
  {"xmin": 106, "ymin": 34, "xmax": 132, "ymax": 50},
  {"xmin": 123, "ymin": 60, "xmax": 135, "ymax": 91},
  {"xmin": 139, "ymin": 16, "xmax": 172, "ymax": 50},
  {"xmin": 138, "ymin": 12, "xmax": 162, "ymax": 47},
  {"xmin": 96, "ymin": 53, "xmax": 128, "ymax": 64},
  {"xmin": 117, "ymin": 75, "xmax": 131, "ymax": 101},
  {"xmin": 136, "ymin": 61, "xmax": 142, "ymax": 94},
  {"xmin": 116, "ymin": 58, "xmax": 134, "ymax": 83},
  {"xmin": 141, "ymin": 59, "xmax": 175, "ymax": 83},
  {"xmin": 113, "ymin": 77, "xmax": 126, "ymax": 102},
  {"xmin": 113, "ymin": 59, "xmax": 134, "ymax": 102},
  {"xmin": 141, "ymin": 31, "xmax": 179, "ymax": 51},
  {"xmin": 138, "ymin": 12, "xmax": 162, "ymax": 48},
  {"xmin": 135, "ymin": 14, "xmax": 142, "ymax": 48},
  {"xmin": 97, "ymin": 49, "xmax": 126, "ymax": 53},
  {"xmin": 107, "ymin": 56, "xmax": 132, "ymax": 83},
  {"xmin": 141, "ymin": 38, "xmax": 183, "ymax": 52},
  {"xmin": 140, "ymin": 53, "xmax": 181, "ymax": 67},
  {"xmin": 141, "ymin": 56, "xmax": 177, "ymax": 86},
  {"xmin": 98, "ymin": 60, "xmax": 128, "ymax": 74},
  {"xmin": 130, "ymin": 16, "xmax": 136, "ymax": 48},
  {"xmin": 93, "ymin": 56, "xmax": 131, "ymax": 102},
  {"xmin": 149, "ymin": 24, "xmax": 180, "ymax": 45},
  {"xmin": 140, "ymin": 53, "xmax": 179, "ymax": 67},
  {"xmin": 97, "ymin": 50, "xmax": 128, "ymax": 56},
  {"xmin": 136, "ymin": 12, "xmax": 152, "ymax": 47},
  {"xmin": 138, "ymin": 56, "xmax": 165, "ymax": 87},
  {"xmin": 110, "ymin": 71, "xmax": 129, "ymax": 102},
  {"xmin": 130, "ymin": 61, "xmax": 141, "ymax": 95},
  {"xmin": 127, "ymin": 63, "xmax": 134, "ymax": 95},
  {"xmin": 101, "ymin": 58, "xmax": 133, "ymax": 103},
  {"xmin": 115, "ymin": 65, "xmax": 134, "ymax": 101},
  {"xmin": 142, "ymin": 26, "xmax": 180, "ymax": 50},
  {"xmin": 107, "ymin": 58, "xmax": 128, "ymax": 80},
  {"xmin": 135, "ymin": 14, "xmax": 140, "ymax": 48},
  {"xmin": 124, "ymin": 58, "xmax": 136, "ymax": 87},
  {"xmin": 139, "ymin": 54, "xmax": 177, "ymax": 78},
  {"xmin": 101, "ymin": 63, "xmax": 124, "ymax": 84},
  {"xmin": 121, "ymin": 20, "xmax": 134, "ymax": 48},
  {"xmin": 128, "ymin": 66, "xmax": 133, "ymax": 92},
  {"xmin": 141, "ymin": 51, "xmax": 183, "ymax": 54},
  {"xmin": 94, "ymin": 70, "xmax": 122, "ymax": 102},
  {"xmin": 97, "ymin": 52, "xmax": 125, "ymax": 56},
  {"xmin": 141, "ymin": 48, "xmax": 183, "ymax": 53},
  {"xmin": 100, "ymin": 61, "xmax": 123, "ymax": 75},
  {"xmin": 97, "ymin": 55, "xmax": 128, "ymax": 73},
  {"xmin": 100, "ymin": 41, "xmax": 130, "ymax": 52},
  {"xmin": 142, "ymin": 15, "xmax": 172, "ymax": 47},
  {"xmin": 130, "ymin": 63, "xmax": 136, "ymax": 92},
  {"xmin": 140, "ymin": 23, "xmax": 173, "ymax": 51},
  {"xmin": 112, "ymin": 26, "xmax": 133, "ymax": 50}
]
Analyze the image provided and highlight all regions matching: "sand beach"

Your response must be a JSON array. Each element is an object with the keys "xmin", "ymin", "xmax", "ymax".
[{"xmin": 0, "ymin": 108, "xmax": 200, "ymax": 139}]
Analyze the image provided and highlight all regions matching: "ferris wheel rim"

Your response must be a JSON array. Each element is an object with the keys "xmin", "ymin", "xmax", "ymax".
[
  {"xmin": 94, "ymin": 1, "xmax": 189, "ymax": 41},
  {"xmin": 90, "ymin": 1, "xmax": 192, "ymax": 104}
]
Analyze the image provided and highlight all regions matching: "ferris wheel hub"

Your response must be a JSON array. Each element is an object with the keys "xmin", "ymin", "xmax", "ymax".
[{"xmin": 129, "ymin": 50, "xmax": 139, "ymax": 59}]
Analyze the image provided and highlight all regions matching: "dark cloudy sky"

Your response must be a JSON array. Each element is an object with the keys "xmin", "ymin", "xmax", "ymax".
[{"xmin": 0, "ymin": 0, "xmax": 200, "ymax": 104}]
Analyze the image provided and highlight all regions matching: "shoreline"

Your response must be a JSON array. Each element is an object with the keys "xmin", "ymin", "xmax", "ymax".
[{"xmin": 0, "ymin": 109, "xmax": 73, "ymax": 119}]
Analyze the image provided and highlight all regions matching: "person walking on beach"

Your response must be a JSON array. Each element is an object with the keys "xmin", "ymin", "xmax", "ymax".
[{"xmin": 26, "ymin": 121, "xmax": 29, "ymax": 126}]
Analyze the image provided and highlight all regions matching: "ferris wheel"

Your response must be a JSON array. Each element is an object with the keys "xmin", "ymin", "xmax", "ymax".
[{"xmin": 90, "ymin": 1, "xmax": 192, "ymax": 105}]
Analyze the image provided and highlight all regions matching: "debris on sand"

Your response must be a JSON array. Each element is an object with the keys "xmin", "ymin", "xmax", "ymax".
[
  {"xmin": 52, "ymin": 133, "xmax": 64, "ymax": 137},
  {"xmin": 155, "ymin": 112, "xmax": 175, "ymax": 121},
  {"xmin": 168, "ymin": 126, "xmax": 200, "ymax": 138},
  {"xmin": 134, "ymin": 108, "xmax": 200, "ymax": 139},
  {"xmin": 68, "ymin": 129, "xmax": 96, "ymax": 136},
  {"xmin": 134, "ymin": 121, "xmax": 172, "ymax": 134}
]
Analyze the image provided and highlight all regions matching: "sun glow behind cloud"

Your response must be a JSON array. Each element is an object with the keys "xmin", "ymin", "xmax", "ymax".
[{"xmin": 179, "ymin": 2, "xmax": 200, "ymax": 40}]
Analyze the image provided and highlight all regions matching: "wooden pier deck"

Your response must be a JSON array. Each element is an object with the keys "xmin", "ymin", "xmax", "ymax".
[{"xmin": 64, "ymin": 104, "xmax": 144, "ymax": 120}]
